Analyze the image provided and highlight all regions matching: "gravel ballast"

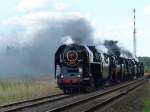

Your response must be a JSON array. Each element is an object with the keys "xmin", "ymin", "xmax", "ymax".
[{"xmin": 97, "ymin": 80, "xmax": 150, "ymax": 112}]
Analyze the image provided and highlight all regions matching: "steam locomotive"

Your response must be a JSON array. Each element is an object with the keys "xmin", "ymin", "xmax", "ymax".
[{"xmin": 55, "ymin": 44, "xmax": 144, "ymax": 93}]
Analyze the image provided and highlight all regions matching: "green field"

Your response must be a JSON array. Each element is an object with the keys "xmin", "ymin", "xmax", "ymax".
[
  {"xmin": 141, "ymin": 82, "xmax": 150, "ymax": 112},
  {"xmin": 0, "ymin": 78, "xmax": 61, "ymax": 105},
  {"xmin": 142, "ymin": 98, "xmax": 150, "ymax": 112}
]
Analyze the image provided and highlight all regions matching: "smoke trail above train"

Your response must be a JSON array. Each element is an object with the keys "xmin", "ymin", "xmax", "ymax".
[{"xmin": 0, "ymin": 12, "xmax": 94, "ymax": 78}]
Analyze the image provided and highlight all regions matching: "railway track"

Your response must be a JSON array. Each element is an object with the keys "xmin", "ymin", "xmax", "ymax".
[
  {"xmin": 0, "ymin": 93, "xmax": 72, "ymax": 112},
  {"xmin": 47, "ymin": 79, "xmax": 146, "ymax": 112},
  {"xmin": 0, "ymin": 78, "xmax": 146, "ymax": 112}
]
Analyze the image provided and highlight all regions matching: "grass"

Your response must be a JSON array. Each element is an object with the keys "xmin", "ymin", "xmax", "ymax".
[
  {"xmin": 142, "ymin": 98, "xmax": 150, "ymax": 112},
  {"xmin": 141, "ymin": 81, "xmax": 150, "ymax": 112},
  {"xmin": 0, "ymin": 77, "xmax": 61, "ymax": 105}
]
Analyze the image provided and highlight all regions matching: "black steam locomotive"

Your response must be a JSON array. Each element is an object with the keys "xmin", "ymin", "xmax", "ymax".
[{"xmin": 55, "ymin": 44, "xmax": 144, "ymax": 93}]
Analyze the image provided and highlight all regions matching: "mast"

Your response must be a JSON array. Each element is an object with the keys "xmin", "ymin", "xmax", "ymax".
[{"xmin": 133, "ymin": 9, "xmax": 136, "ymax": 57}]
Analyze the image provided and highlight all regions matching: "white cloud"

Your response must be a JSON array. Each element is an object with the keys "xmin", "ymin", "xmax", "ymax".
[
  {"xmin": 13, "ymin": 11, "xmax": 84, "ymax": 24},
  {"xmin": 53, "ymin": 2, "xmax": 69, "ymax": 11},
  {"xmin": 144, "ymin": 4, "xmax": 150, "ymax": 15},
  {"xmin": 17, "ymin": 0, "xmax": 49, "ymax": 12},
  {"xmin": 17, "ymin": 0, "xmax": 70, "ymax": 13}
]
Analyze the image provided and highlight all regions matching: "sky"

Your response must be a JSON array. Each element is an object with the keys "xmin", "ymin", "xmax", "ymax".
[{"xmin": 0, "ymin": 0, "xmax": 150, "ymax": 57}]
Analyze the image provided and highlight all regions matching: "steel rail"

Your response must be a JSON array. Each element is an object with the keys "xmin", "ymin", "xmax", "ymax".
[
  {"xmin": 0, "ymin": 93, "xmax": 72, "ymax": 112},
  {"xmin": 83, "ymin": 80, "xmax": 146, "ymax": 112},
  {"xmin": 47, "ymin": 79, "xmax": 144, "ymax": 112}
]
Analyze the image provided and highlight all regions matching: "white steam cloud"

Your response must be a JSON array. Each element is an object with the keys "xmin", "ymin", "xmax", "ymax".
[{"xmin": 0, "ymin": 12, "xmax": 93, "ymax": 78}]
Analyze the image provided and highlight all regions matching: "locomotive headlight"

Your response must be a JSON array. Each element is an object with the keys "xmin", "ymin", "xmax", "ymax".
[
  {"xmin": 77, "ymin": 74, "xmax": 81, "ymax": 78},
  {"xmin": 78, "ymin": 67, "xmax": 83, "ymax": 73},
  {"xmin": 60, "ymin": 75, "xmax": 64, "ymax": 78}
]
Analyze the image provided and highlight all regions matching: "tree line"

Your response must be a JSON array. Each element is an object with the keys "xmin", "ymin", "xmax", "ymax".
[{"xmin": 138, "ymin": 57, "xmax": 150, "ymax": 73}]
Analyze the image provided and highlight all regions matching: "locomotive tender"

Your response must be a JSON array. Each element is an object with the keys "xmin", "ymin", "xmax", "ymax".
[{"xmin": 55, "ymin": 44, "xmax": 144, "ymax": 93}]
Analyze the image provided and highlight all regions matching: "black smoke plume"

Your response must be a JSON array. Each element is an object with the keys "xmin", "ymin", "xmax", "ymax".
[{"xmin": 104, "ymin": 40, "xmax": 133, "ymax": 58}]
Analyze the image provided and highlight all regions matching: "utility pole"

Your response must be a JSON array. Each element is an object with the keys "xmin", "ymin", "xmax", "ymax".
[{"xmin": 133, "ymin": 9, "xmax": 136, "ymax": 57}]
